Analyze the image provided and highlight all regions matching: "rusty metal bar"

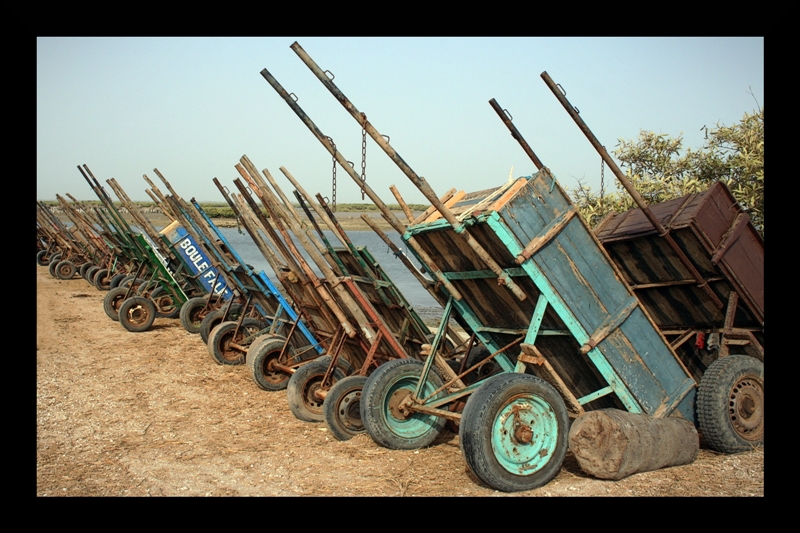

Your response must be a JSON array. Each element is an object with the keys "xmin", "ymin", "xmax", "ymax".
[
  {"xmin": 449, "ymin": 336, "xmax": 524, "ymax": 394},
  {"xmin": 489, "ymin": 98, "xmax": 545, "ymax": 170},
  {"xmin": 669, "ymin": 329, "xmax": 697, "ymax": 350},
  {"xmin": 538, "ymin": 72, "xmax": 724, "ymax": 310},
  {"xmin": 286, "ymin": 42, "xmax": 528, "ymax": 302}
]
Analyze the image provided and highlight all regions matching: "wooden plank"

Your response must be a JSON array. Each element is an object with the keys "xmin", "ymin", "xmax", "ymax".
[
  {"xmin": 498, "ymin": 171, "xmax": 694, "ymax": 419},
  {"xmin": 423, "ymin": 190, "xmax": 466, "ymax": 223},
  {"xmin": 502, "ymin": 177, "xmax": 630, "ymax": 331},
  {"xmin": 485, "ymin": 213, "xmax": 644, "ymax": 413}
]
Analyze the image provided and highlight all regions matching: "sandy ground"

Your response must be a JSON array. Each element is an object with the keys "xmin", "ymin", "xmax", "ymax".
[{"xmin": 36, "ymin": 266, "xmax": 764, "ymax": 497}]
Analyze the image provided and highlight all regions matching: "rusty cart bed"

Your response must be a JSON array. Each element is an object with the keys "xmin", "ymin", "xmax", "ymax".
[
  {"xmin": 533, "ymin": 69, "xmax": 764, "ymax": 457},
  {"xmin": 594, "ymin": 181, "xmax": 764, "ymax": 453}
]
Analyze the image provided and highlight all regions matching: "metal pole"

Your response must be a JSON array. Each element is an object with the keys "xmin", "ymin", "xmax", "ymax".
[{"xmin": 488, "ymin": 98, "xmax": 544, "ymax": 170}]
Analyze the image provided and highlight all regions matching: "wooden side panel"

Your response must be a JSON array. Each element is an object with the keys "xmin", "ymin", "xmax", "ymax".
[
  {"xmin": 407, "ymin": 219, "xmax": 615, "ymax": 403},
  {"xmin": 499, "ymin": 171, "xmax": 695, "ymax": 420},
  {"xmin": 596, "ymin": 181, "xmax": 764, "ymax": 326}
]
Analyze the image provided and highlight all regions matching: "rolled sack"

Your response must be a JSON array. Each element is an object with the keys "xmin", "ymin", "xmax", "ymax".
[{"xmin": 568, "ymin": 409, "xmax": 699, "ymax": 480}]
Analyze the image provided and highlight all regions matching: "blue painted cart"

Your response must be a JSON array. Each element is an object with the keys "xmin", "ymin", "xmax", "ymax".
[
  {"xmin": 165, "ymin": 193, "xmax": 322, "ymax": 367},
  {"xmin": 138, "ymin": 170, "xmax": 324, "ymax": 372}
]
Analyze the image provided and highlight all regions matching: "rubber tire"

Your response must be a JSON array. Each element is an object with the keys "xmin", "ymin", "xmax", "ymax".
[
  {"xmin": 246, "ymin": 335, "xmax": 293, "ymax": 391},
  {"xmin": 55, "ymin": 260, "xmax": 76, "ymax": 280},
  {"xmin": 109, "ymin": 273, "xmax": 127, "ymax": 289},
  {"xmin": 37, "ymin": 250, "xmax": 51, "ymax": 266},
  {"xmin": 79, "ymin": 262, "xmax": 94, "ymax": 278},
  {"xmin": 84, "ymin": 265, "xmax": 100, "ymax": 284},
  {"xmin": 118, "ymin": 296, "xmax": 156, "ymax": 333},
  {"xmin": 121, "ymin": 277, "xmax": 146, "ymax": 290},
  {"xmin": 103, "ymin": 287, "xmax": 130, "ymax": 321},
  {"xmin": 199, "ymin": 310, "xmax": 225, "ymax": 345},
  {"xmin": 179, "ymin": 297, "xmax": 211, "ymax": 334},
  {"xmin": 286, "ymin": 356, "xmax": 346, "ymax": 423},
  {"xmin": 360, "ymin": 358, "xmax": 447, "ymax": 450},
  {"xmin": 207, "ymin": 318, "xmax": 263, "ymax": 365},
  {"xmin": 697, "ymin": 355, "xmax": 764, "ymax": 453},
  {"xmin": 49, "ymin": 253, "xmax": 62, "ymax": 265},
  {"xmin": 199, "ymin": 304, "xmax": 242, "ymax": 344},
  {"xmin": 459, "ymin": 372, "xmax": 569, "ymax": 492},
  {"xmin": 48, "ymin": 260, "xmax": 60, "ymax": 278},
  {"xmin": 336, "ymin": 357, "xmax": 355, "ymax": 376},
  {"xmin": 466, "ymin": 345, "xmax": 504, "ymax": 382},
  {"xmin": 150, "ymin": 286, "xmax": 180, "ymax": 319},
  {"xmin": 93, "ymin": 268, "xmax": 112, "ymax": 290},
  {"xmin": 323, "ymin": 375, "xmax": 369, "ymax": 441},
  {"xmin": 137, "ymin": 280, "xmax": 160, "ymax": 297}
]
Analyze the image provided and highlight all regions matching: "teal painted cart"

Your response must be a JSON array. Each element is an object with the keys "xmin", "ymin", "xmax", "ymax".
[
  {"xmin": 257, "ymin": 44, "xmax": 707, "ymax": 492},
  {"xmin": 359, "ymin": 169, "xmax": 699, "ymax": 492}
]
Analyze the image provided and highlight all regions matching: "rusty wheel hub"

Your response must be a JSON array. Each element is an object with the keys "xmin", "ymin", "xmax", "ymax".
[
  {"xmin": 388, "ymin": 389, "xmax": 414, "ymax": 420},
  {"xmin": 128, "ymin": 306, "xmax": 148, "ymax": 324},
  {"xmin": 513, "ymin": 423, "xmax": 533, "ymax": 444},
  {"xmin": 305, "ymin": 381, "xmax": 324, "ymax": 409},
  {"xmin": 730, "ymin": 377, "xmax": 764, "ymax": 438}
]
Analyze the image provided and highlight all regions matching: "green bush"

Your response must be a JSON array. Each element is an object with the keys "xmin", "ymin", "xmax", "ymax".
[{"xmin": 568, "ymin": 107, "xmax": 764, "ymax": 237}]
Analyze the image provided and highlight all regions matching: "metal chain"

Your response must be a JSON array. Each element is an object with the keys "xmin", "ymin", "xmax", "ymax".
[
  {"xmin": 600, "ymin": 155, "xmax": 605, "ymax": 203},
  {"xmin": 328, "ymin": 136, "xmax": 337, "ymax": 212},
  {"xmin": 360, "ymin": 121, "xmax": 367, "ymax": 200}
]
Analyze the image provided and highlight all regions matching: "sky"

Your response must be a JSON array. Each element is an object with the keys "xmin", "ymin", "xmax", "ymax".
[{"xmin": 37, "ymin": 37, "xmax": 764, "ymax": 207}]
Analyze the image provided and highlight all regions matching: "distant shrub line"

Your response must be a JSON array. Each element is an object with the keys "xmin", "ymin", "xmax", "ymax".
[{"xmin": 40, "ymin": 200, "xmax": 427, "ymax": 220}]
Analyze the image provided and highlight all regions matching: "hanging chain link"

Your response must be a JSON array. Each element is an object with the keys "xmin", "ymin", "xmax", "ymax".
[
  {"xmin": 600, "ymin": 154, "xmax": 606, "ymax": 203},
  {"xmin": 360, "ymin": 118, "xmax": 367, "ymax": 200},
  {"xmin": 328, "ymin": 136, "xmax": 337, "ymax": 212}
]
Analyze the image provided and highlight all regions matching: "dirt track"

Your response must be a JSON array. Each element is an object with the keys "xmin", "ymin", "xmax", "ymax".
[{"xmin": 36, "ymin": 266, "xmax": 764, "ymax": 497}]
